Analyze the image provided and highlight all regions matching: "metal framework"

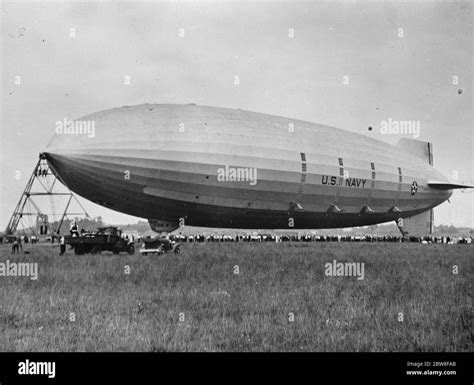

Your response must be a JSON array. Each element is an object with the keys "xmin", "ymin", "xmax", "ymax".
[{"xmin": 5, "ymin": 154, "xmax": 90, "ymax": 236}]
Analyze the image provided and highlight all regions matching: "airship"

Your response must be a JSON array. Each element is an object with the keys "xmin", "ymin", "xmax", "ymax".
[{"xmin": 43, "ymin": 104, "xmax": 468, "ymax": 235}]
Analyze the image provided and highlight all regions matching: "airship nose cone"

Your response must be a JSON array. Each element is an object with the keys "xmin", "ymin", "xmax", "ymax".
[
  {"xmin": 43, "ymin": 120, "xmax": 97, "ymax": 180},
  {"xmin": 42, "ymin": 106, "xmax": 155, "ymax": 217},
  {"xmin": 45, "ymin": 105, "xmax": 152, "ymax": 158},
  {"xmin": 45, "ymin": 115, "xmax": 100, "ymax": 163},
  {"xmin": 46, "ymin": 130, "xmax": 92, "ymax": 153}
]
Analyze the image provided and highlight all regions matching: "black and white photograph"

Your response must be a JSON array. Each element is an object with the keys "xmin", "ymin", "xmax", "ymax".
[{"xmin": 0, "ymin": 0, "xmax": 472, "ymax": 382}]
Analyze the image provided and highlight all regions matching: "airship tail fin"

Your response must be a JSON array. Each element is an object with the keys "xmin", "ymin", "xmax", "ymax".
[
  {"xmin": 396, "ymin": 210, "xmax": 434, "ymax": 236},
  {"xmin": 396, "ymin": 138, "xmax": 433, "ymax": 165},
  {"xmin": 427, "ymin": 181, "xmax": 474, "ymax": 190}
]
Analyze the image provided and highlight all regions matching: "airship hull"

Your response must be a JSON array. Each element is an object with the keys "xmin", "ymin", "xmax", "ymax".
[{"xmin": 45, "ymin": 104, "xmax": 451, "ymax": 230}]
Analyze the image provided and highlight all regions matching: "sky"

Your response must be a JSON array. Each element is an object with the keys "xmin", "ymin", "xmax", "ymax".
[{"xmin": 1, "ymin": 0, "xmax": 473, "ymax": 229}]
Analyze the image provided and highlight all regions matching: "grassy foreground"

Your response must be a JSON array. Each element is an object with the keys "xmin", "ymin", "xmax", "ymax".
[{"xmin": 0, "ymin": 242, "xmax": 472, "ymax": 352}]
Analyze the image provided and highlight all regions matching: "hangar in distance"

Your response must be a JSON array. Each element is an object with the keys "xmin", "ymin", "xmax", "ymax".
[{"xmin": 43, "ymin": 104, "xmax": 470, "ymax": 235}]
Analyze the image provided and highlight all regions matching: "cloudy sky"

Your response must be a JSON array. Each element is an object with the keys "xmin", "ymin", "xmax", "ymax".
[{"xmin": 1, "ymin": 0, "xmax": 472, "ymax": 229}]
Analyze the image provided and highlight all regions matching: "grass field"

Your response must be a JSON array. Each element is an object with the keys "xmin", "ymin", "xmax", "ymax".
[{"xmin": 0, "ymin": 242, "xmax": 472, "ymax": 352}]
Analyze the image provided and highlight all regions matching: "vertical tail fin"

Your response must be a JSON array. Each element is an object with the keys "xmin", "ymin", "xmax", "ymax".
[
  {"xmin": 396, "ymin": 210, "xmax": 434, "ymax": 236},
  {"xmin": 397, "ymin": 138, "xmax": 433, "ymax": 165},
  {"xmin": 396, "ymin": 138, "xmax": 435, "ymax": 236}
]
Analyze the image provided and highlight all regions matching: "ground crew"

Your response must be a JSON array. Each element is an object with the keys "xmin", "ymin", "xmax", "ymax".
[{"xmin": 60, "ymin": 236, "xmax": 66, "ymax": 255}]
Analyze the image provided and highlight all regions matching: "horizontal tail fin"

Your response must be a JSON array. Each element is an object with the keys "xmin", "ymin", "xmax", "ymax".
[{"xmin": 428, "ymin": 181, "xmax": 474, "ymax": 190}]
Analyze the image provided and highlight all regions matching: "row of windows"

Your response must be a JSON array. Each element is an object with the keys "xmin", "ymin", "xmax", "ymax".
[{"xmin": 298, "ymin": 153, "xmax": 403, "ymax": 185}]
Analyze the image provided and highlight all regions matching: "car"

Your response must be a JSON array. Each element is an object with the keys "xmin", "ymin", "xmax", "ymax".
[{"xmin": 139, "ymin": 236, "xmax": 180, "ymax": 255}]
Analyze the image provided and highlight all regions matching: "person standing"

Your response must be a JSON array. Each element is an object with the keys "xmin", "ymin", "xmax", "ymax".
[
  {"xmin": 70, "ymin": 221, "xmax": 79, "ymax": 237},
  {"xmin": 11, "ymin": 239, "xmax": 19, "ymax": 254},
  {"xmin": 59, "ymin": 236, "xmax": 66, "ymax": 255}
]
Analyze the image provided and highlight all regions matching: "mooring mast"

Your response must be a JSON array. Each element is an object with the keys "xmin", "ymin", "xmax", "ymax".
[{"xmin": 5, "ymin": 153, "xmax": 90, "ymax": 236}]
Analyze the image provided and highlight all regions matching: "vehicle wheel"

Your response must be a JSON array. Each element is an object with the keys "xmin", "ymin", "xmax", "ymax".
[
  {"xmin": 174, "ymin": 246, "xmax": 180, "ymax": 254},
  {"xmin": 113, "ymin": 250, "xmax": 119, "ymax": 255},
  {"xmin": 74, "ymin": 247, "xmax": 84, "ymax": 255},
  {"xmin": 91, "ymin": 245, "xmax": 102, "ymax": 255},
  {"xmin": 127, "ymin": 244, "xmax": 135, "ymax": 255}
]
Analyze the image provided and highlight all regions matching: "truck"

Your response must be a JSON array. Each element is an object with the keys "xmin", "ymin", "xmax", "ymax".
[{"xmin": 65, "ymin": 226, "xmax": 135, "ymax": 255}]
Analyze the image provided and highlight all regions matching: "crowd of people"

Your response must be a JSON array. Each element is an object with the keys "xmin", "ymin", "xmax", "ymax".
[
  {"xmin": 168, "ymin": 233, "xmax": 473, "ymax": 244},
  {"xmin": 3, "ymin": 224, "xmax": 472, "ymax": 255}
]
